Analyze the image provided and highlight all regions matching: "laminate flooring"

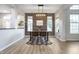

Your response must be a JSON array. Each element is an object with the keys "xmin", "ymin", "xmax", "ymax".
[{"xmin": 0, "ymin": 36, "xmax": 79, "ymax": 54}]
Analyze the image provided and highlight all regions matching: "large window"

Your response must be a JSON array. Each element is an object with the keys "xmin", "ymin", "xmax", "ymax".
[
  {"xmin": 27, "ymin": 16, "xmax": 33, "ymax": 31},
  {"xmin": 70, "ymin": 14, "xmax": 79, "ymax": 34},
  {"xmin": 47, "ymin": 16, "xmax": 52, "ymax": 31}
]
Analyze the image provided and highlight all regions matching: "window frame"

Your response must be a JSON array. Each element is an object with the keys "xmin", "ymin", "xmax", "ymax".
[
  {"xmin": 27, "ymin": 16, "xmax": 33, "ymax": 32},
  {"xmin": 70, "ymin": 14, "xmax": 79, "ymax": 34},
  {"xmin": 47, "ymin": 16, "xmax": 53, "ymax": 32}
]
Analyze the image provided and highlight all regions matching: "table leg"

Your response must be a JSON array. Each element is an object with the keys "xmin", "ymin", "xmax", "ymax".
[{"xmin": 29, "ymin": 32, "xmax": 31, "ymax": 41}]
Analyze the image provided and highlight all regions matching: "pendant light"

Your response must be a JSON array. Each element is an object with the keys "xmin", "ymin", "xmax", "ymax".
[{"xmin": 36, "ymin": 4, "xmax": 46, "ymax": 16}]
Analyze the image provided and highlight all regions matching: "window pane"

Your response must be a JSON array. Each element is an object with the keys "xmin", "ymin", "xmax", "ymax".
[
  {"xmin": 47, "ymin": 16, "xmax": 52, "ymax": 31},
  {"xmin": 70, "ymin": 23, "xmax": 79, "ymax": 33},
  {"xmin": 70, "ymin": 14, "xmax": 79, "ymax": 22},
  {"xmin": 27, "ymin": 16, "xmax": 33, "ymax": 31}
]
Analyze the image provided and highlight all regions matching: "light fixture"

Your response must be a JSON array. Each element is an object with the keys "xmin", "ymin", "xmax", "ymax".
[
  {"xmin": 36, "ymin": 4, "xmax": 46, "ymax": 17},
  {"xmin": 36, "ymin": 14, "xmax": 46, "ymax": 16}
]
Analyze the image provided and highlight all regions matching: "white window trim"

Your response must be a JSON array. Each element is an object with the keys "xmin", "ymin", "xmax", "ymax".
[{"xmin": 70, "ymin": 14, "xmax": 79, "ymax": 34}]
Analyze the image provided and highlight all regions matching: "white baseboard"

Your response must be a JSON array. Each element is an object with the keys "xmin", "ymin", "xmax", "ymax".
[
  {"xmin": 0, "ymin": 36, "xmax": 24, "ymax": 51},
  {"xmin": 66, "ymin": 39, "xmax": 79, "ymax": 41},
  {"xmin": 55, "ymin": 37, "xmax": 66, "ymax": 42},
  {"xmin": 59, "ymin": 39, "xmax": 66, "ymax": 41}
]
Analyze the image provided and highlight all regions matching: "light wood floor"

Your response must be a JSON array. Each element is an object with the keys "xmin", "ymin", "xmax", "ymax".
[{"xmin": 0, "ymin": 36, "xmax": 79, "ymax": 54}]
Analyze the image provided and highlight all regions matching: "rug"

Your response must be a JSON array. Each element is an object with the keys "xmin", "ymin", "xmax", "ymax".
[{"xmin": 26, "ymin": 38, "xmax": 52, "ymax": 45}]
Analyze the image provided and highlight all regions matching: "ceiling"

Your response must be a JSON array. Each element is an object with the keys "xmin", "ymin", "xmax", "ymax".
[{"xmin": 11, "ymin": 4, "xmax": 63, "ymax": 13}]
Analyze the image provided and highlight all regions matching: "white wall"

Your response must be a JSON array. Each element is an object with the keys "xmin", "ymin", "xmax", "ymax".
[
  {"xmin": 0, "ymin": 5, "xmax": 25, "ymax": 28},
  {"xmin": 0, "ymin": 5, "xmax": 11, "ymax": 28},
  {"xmin": 0, "ymin": 29, "xmax": 24, "ymax": 51},
  {"xmin": 65, "ymin": 5, "xmax": 79, "ymax": 41},
  {"xmin": 55, "ymin": 5, "xmax": 66, "ymax": 41},
  {"xmin": 55, "ymin": 5, "xmax": 79, "ymax": 41},
  {"xmin": 0, "ymin": 5, "xmax": 25, "ymax": 51}
]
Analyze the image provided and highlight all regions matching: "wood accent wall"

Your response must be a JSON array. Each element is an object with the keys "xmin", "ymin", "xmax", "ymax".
[
  {"xmin": 33, "ymin": 13, "xmax": 47, "ymax": 32},
  {"xmin": 25, "ymin": 13, "xmax": 55, "ymax": 35}
]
